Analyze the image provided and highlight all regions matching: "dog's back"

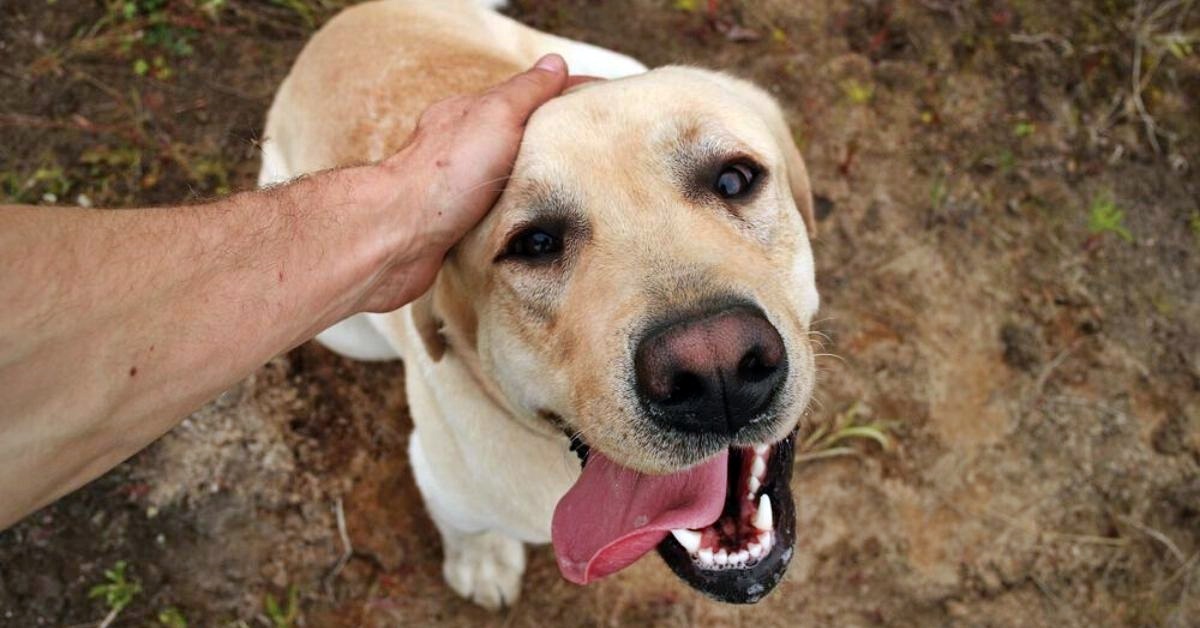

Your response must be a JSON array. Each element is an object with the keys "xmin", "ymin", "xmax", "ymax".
[
  {"xmin": 260, "ymin": 0, "xmax": 521, "ymax": 186},
  {"xmin": 259, "ymin": 0, "xmax": 643, "ymax": 188}
]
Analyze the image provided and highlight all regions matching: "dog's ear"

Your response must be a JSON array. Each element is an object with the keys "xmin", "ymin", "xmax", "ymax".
[
  {"xmin": 410, "ymin": 290, "xmax": 446, "ymax": 362},
  {"xmin": 772, "ymin": 117, "xmax": 817, "ymax": 239}
]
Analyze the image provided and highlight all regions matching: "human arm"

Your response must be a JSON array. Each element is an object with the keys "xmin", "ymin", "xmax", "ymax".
[{"xmin": 0, "ymin": 55, "xmax": 569, "ymax": 530}]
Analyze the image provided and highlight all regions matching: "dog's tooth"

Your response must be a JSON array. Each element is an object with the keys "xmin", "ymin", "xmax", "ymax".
[
  {"xmin": 750, "ymin": 455, "xmax": 766, "ymax": 478},
  {"xmin": 748, "ymin": 542, "xmax": 763, "ymax": 559},
  {"xmin": 753, "ymin": 494, "xmax": 774, "ymax": 531},
  {"xmin": 759, "ymin": 530, "xmax": 774, "ymax": 551},
  {"xmin": 753, "ymin": 444, "xmax": 769, "ymax": 455},
  {"xmin": 734, "ymin": 550, "xmax": 750, "ymax": 564},
  {"xmin": 671, "ymin": 529, "xmax": 702, "ymax": 554},
  {"xmin": 697, "ymin": 548, "xmax": 713, "ymax": 565},
  {"xmin": 715, "ymin": 549, "xmax": 729, "ymax": 567},
  {"xmin": 747, "ymin": 476, "xmax": 761, "ymax": 495}
]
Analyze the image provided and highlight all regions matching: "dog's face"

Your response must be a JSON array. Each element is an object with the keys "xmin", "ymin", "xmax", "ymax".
[{"xmin": 418, "ymin": 67, "xmax": 818, "ymax": 602}]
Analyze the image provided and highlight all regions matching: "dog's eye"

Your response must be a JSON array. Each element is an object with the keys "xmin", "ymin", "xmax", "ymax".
[
  {"xmin": 504, "ymin": 227, "xmax": 563, "ymax": 260},
  {"xmin": 714, "ymin": 163, "xmax": 757, "ymax": 199}
]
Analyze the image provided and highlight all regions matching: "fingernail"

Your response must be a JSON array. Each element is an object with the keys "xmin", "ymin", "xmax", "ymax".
[{"xmin": 534, "ymin": 53, "xmax": 565, "ymax": 73}]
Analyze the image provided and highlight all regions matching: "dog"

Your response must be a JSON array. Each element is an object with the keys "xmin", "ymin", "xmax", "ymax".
[{"xmin": 259, "ymin": 0, "xmax": 819, "ymax": 608}]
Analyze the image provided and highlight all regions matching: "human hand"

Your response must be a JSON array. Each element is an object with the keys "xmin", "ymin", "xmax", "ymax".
[{"xmin": 350, "ymin": 54, "xmax": 572, "ymax": 313}]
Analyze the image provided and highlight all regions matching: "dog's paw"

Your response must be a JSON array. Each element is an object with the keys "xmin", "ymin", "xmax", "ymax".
[{"xmin": 442, "ymin": 530, "xmax": 526, "ymax": 610}]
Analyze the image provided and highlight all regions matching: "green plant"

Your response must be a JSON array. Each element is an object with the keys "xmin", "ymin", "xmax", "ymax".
[
  {"xmin": 6, "ymin": 163, "xmax": 75, "ymax": 204},
  {"xmin": 1013, "ymin": 121, "xmax": 1035, "ymax": 138},
  {"xmin": 1088, "ymin": 193, "xmax": 1133, "ymax": 242},
  {"xmin": 1189, "ymin": 210, "xmax": 1200, "ymax": 243},
  {"xmin": 1159, "ymin": 31, "xmax": 1196, "ymax": 60},
  {"xmin": 89, "ymin": 561, "xmax": 141, "ymax": 628},
  {"xmin": 272, "ymin": 0, "xmax": 316, "ymax": 28},
  {"xmin": 997, "ymin": 149, "xmax": 1016, "ymax": 175},
  {"xmin": 159, "ymin": 606, "xmax": 188, "ymax": 628},
  {"xmin": 929, "ymin": 177, "xmax": 948, "ymax": 211},
  {"xmin": 841, "ymin": 78, "xmax": 874, "ymax": 105},
  {"xmin": 797, "ymin": 401, "xmax": 894, "ymax": 464},
  {"xmin": 264, "ymin": 585, "xmax": 300, "ymax": 628},
  {"xmin": 133, "ymin": 54, "xmax": 172, "ymax": 79},
  {"xmin": 111, "ymin": 0, "xmax": 196, "ymax": 78}
]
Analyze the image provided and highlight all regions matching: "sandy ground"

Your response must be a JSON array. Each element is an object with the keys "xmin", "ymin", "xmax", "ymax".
[{"xmin": 2, "ymin": 1, "xmax": 1198, "ymax": 626}]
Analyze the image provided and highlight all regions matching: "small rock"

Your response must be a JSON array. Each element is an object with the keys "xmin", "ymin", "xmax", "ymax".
[
  {"xmin": 1151, "ymin": 414, "xmax": 1187, "ymax": 456},
  {"xmin": 1000, "ymin": 323, "xmax": 1043, "ymax": 371},
  {"xmin": 814, "ymin": 194, "xmax": 836, "ymax": 220}
]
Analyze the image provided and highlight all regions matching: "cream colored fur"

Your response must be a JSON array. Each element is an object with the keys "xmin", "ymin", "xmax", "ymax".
[{"xmin": 259, "ymin": 0, "xmax": 817, "ymax": 610}]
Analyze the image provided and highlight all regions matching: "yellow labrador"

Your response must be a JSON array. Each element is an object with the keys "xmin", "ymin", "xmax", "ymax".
[{"xmin": 259, "ymin": 0, "xmax": 818, "ymax": 608}]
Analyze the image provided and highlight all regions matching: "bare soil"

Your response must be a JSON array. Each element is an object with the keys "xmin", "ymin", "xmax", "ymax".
[{"xmin": 2, "ymin": 1, "xmax": 1198, "ymax": 626}]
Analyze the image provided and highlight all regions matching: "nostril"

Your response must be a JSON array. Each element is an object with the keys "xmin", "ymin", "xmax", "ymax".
[
  {"xmin": 665, "ymin": 372, "xmax": 706, "ymax": 405},
  {"xmin": 738, "ymin": 347, "xmax": 777, "ymax": 384}
]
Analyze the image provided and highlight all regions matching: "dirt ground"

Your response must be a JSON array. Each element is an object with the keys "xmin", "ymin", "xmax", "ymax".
[{"xmin": 2, "ymin": 0, "xmax": 1198, "ymax": 626}]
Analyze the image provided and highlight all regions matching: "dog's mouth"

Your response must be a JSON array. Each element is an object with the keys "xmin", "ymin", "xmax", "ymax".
[
  {"xmin": 551, "ymin": 432, "xmax": 796, "ymax": 604},
  {"xmin": 656, "ymin": 434, "xmax": 796, "ymax": 603}
]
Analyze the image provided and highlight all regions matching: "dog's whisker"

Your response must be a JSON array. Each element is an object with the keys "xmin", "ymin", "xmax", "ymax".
[
  {"xmin": 445, "ymin": 174, "xmax": 536, "ymax": 204},
  {"xmin": 806, "ymin": 329, "xmax": 833, "ymax": 343}
]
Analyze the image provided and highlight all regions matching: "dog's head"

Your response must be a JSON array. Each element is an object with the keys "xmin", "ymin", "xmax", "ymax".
[{"xmin": 417, "ymin": 67, "xmax": 818, "ymax": 603}]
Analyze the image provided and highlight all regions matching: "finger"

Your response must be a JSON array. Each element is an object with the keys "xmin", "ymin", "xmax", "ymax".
[
  {"xmin": 483, "ymin": 53, "xmax": 569, "ymax": 124},
  {"xmin": 566, "ymin": 75, "xmax": 605, "ymax": 88}
]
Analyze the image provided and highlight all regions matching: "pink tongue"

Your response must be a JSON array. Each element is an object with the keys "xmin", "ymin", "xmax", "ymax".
[{"xmin": 551, "ymin": 450, "xmax": 728, "ymax": 584}]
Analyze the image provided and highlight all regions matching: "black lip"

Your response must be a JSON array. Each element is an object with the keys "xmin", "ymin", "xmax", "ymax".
[{"xmin": 655, "ymin": 431, "xmax": 797, "ymax": 604}]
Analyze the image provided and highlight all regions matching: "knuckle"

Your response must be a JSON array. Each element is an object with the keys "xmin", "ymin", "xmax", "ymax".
[{"xmin": 476, "ymin": 91, "xmax": 518, "ymax": 119}]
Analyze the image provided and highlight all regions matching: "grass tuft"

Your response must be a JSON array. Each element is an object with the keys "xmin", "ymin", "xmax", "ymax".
[
  {"xmin": 158, "ymin": 606, "xmax": 188, "ymax": 628},
  {"xmin": 797, "ymin": 401, "xmax": 894, "ymax": 464},
  {"xmin": 89, "ymin": 560, "xmax": 141, "ymax": 628},
  {"xmin": 1088, "ymin": 192, "xmax": 1133, "ymax": 242},
  {"xmin": 264, "ymin": 585, "xmax": 300, "ymax": 628}
]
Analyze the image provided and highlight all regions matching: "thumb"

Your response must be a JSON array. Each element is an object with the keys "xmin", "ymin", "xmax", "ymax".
[{"xmin": 484, "ymin": 54, "xmax": 569, "ymax": 125}]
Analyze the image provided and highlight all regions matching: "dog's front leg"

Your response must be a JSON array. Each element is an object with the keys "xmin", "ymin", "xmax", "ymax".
[{"xmin": 408, "ymin": 429, "xmax": 527, "ymax": 610}]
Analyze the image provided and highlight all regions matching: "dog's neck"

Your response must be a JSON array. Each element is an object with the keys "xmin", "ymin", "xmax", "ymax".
[{"xmin": 446, "ymin": 342, "xmax": 565, "ymax": 443}]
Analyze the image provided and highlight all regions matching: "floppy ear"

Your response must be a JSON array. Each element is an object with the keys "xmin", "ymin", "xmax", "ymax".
[
  {"xmin": 410, "ymin": 290, "xmax": 446, "ymax": 362},
  {"xmin": 773, "ymin": 121, "xmax": 817, "ymax": 239}
]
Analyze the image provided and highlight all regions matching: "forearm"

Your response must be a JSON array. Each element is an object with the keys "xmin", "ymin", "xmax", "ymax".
[
  {"xmin": 0, "ymin": 165, "xmax": 401, "ymax": 528},
  {"xmin": 0, "ymin": 53, "xmax": 570, "ymax": 530}
]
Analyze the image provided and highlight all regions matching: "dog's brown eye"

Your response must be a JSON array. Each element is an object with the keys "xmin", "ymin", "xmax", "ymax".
[
  {"xmin": 714, "ymin": 163, "xmax": 757, "ymax": 199},
  {"xmin": 505, "ymin": 227, "xmax": 562, "ymax": 260}
]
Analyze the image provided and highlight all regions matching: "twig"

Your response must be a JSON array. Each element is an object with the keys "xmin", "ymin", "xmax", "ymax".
[
  {"xmin": 1142, "ymin": 551, "xmax": 1200, "ymax": 597},
  {"xmin": 96, "ymin": 606, "xmax": 120, "ymax": 628},
  {"xmin": 1010, "ymin": 32, "xmax": 1075, "ymax": 55},
  {"xmin": 1131, "ymin": 1, "xmax": 1163, "ymax": 153},
  {"xmin": 0, "ymin": 112, "xmax": 147, "ymax": 147},
  {"xmin": 1120, "ymin": 515, "xmax": 1188, "ymax": 565},
  {"xmin": 795, "ymin": 446, "xmax": 859, "ymax": 464},
  {"xmin": 1029, "ymin": 339, "xmax": 1083, "ymax": 405},
  {"xmin": 1041, "ymin": 531, "xmax": 1130, "ymax": 548},
  {"xmin": 323, "ymin": 497, "xmax": 353, "ymax": 598},
  {"xmin": 1044, "ymin": 395, "xmax": 1132, "ymax": 425},
  {"xmin": 1031, "ymin": 573, "xmax": 1080, "ymax": 628}
]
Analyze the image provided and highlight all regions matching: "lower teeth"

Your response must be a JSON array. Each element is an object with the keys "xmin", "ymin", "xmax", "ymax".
[
  {"xmin": 688, "ymin": 530, "xmax": 775, "ymax": 570},
  {"xmin": 674, "ymin": 444, "xmax": 777, "ymax": 570}
]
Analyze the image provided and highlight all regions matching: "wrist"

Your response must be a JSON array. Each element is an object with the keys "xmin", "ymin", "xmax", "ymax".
[{"xmin": 299, "ymin": 161, "xmax": 439, "ymax": 317}]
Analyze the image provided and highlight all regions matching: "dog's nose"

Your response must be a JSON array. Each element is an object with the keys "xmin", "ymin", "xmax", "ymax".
[{"xmin": 635, "ymin": 306, "xmax": 787, "ymax": 435}]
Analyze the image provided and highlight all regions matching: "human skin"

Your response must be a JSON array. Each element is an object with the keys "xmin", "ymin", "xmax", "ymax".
[{"xmin": 0, "ymin": 54, "xmax": 571, "ymax": 531}]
